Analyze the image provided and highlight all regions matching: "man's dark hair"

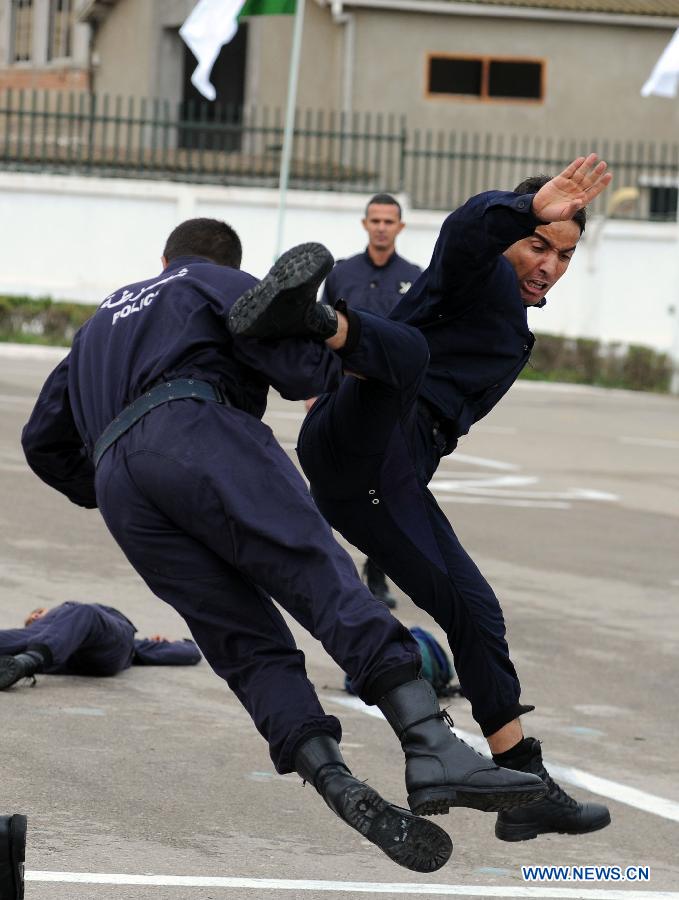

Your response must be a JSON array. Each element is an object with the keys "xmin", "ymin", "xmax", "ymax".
[
  {"xmin": 163, "ymin": 218, "xmax": 243, "ymax": 268},
  {"xmin": 514, "ymin": 175, "xmax": 587, "ymax": 234},
  {"xmin": 365, "ymin": 193, "xmax": 402, "ymax": 219}
]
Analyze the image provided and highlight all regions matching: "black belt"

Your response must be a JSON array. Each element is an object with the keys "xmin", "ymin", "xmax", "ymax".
[{"xmin": 93, "ymin": 378, "xmax": 229, "ymax": 468}]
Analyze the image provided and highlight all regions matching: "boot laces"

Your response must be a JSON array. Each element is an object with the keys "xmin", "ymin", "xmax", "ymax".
[
  {"xmin": 542, "ymin": 770, "xmax": 578, "ymax": 808},
  {"xmin": 400, "ymin": 708, "xmax": 485, "ymax": 759},
  {"xmin": 441, "ymin": 709, "xmax": 486, "ymax": 758},
  {"xmin": 530, "ymin": 743, "xmax": 577, "ymax": 808}
]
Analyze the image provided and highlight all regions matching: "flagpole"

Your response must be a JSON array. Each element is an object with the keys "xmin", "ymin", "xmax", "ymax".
[{"xmin": 274, "ymin": 0, "xmax": 306, "ymax": 260}]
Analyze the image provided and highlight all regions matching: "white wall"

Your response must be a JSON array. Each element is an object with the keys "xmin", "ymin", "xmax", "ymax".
[{"xmin": 2, "ymin": 171, "xmax": 678, "ymax": 357}]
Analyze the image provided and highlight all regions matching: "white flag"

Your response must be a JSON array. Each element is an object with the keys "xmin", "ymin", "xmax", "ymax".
[
  {"xmin": 180, "ymin": 0, "xmax": 246, "ymax": 101},
  {"xmin": 642, "ymin": 28, "xmax": 679, "ymax": 98}
]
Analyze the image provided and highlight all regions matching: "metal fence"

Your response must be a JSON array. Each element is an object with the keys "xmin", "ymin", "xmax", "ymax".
[{"xmin": 1, "ymin": 89, "xmax": 678, "ymax": 220}]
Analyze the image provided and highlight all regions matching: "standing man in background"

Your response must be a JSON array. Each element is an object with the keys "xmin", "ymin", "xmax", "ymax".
[
  {"xmin": 322, "ymin": 194, "xmax": 422, "ymax": 317},
  {"xmin": 319, "ymin": 194, "xmax": 422, "ymax": 609}
]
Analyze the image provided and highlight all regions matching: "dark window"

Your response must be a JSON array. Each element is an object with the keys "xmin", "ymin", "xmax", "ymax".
[
  {"xmin": 11, "ymin": 0, "xmax": 33, "ymax": 62},
  {"xmin": 429, "ymin": 57, "xmax": 482, "ymax": 96},
  {"xmin": 488, "ymin": 60, "xmax": 541, "ymax": 99},
  {"xmin": 648, "ymin": 186, "xmax": 678, "ymax": 221},
  {"xmin": 427, "ymin": 54, "xmax": 543, "ymax": 102},
  {"xmin": 180, "ymin": 23, "xmax": 249, "ymax": 152}
]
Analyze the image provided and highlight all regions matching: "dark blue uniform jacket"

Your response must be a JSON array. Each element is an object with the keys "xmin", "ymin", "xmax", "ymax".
[
  {"xmin": 323, "ymin": 250, "xmax": 422, "ymax": 318},
  {"xmin": 21, "ymin": 256, "xmax": 343, "ymax": 507},
  {"xmin": 390, "ymin": 191, "xmax": 542, "ymax": 440}
]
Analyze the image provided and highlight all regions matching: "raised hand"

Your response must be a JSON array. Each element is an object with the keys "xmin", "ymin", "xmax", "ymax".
[{"xmin": 531, "ymin": 154, "xmax": 613, "ymax": 223}]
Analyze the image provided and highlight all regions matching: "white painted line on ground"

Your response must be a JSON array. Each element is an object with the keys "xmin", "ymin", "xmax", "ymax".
[
  {"xmin": 430, "ymin": 474, "xmax": 618, "ymax": 509},
  {"xmin": 619, "ymin": 436, "xmax": 679, "ymax": 450},
  {"xmin": 435, "ymin": 495, "xmax": 571, "ymax": 510},
  {"xmin": 23, "ymin": 871, "xmax": 679, "ymax": 897},
  {"xmin": 512, "ymin": 382, "xmax": 605, "ymax": 396},
  {"xmin": 327, "ymin": 696, "xmax": 679, "ymax": 825},
  {"xmin": 431, "ymin": 476, "xmax": 618, "ymax": 502},
  {"xmin": 447, "ymin": 453, "xmax": 519, "ymax": 471}
]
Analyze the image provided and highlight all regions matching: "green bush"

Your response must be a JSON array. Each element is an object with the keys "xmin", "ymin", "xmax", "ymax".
[
  {"xmin": 0, "ymin": 295, "xmax": 98, "ymax": 345},
  {"xmin": 524, "ymin": 333, "xmax": 672, "ymax": 393}
]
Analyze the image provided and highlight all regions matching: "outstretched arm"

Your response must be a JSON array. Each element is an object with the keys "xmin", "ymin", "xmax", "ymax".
[
  {"xmin": 133, "ymin": 638, "xmax": 202, "ymax": 666},
  {"xmin": 531, "ymin": 154, "xmax": 612, "ymax": 223}
]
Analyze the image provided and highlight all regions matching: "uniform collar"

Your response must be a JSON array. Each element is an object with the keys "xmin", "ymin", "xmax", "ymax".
[
  {"xmin": 163, "ymin": 255, "xmax": 215, "ymax": 273},
  {"xmin": 363, "ymin": 247, "xmax": 398, "ymax": 270}
]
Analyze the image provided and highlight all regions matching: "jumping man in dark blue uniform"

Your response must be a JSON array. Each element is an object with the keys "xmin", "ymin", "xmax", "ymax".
[
  {"xmin": 22, "ymin": 219, "xmax": 546, "ymax": 872},
  {"xmin": 320, "ymin": 193, "xmax": 422, "ymax": 608},
  {"xmin": 293, "ymin": 154, "xmax": 615, "ymax": 843}
]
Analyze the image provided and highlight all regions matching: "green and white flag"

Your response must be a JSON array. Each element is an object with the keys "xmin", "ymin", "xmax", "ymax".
[
  {"xmin": 642, "ymin": 28, "xmax": 679, "ymax": 98},
  {"xmin": 240, "ymin": 0, "xmax": 295, "ymax": 13},
  {"xmin": 180, "ymin": 0, "xmax": 295, "ymax": 101}
]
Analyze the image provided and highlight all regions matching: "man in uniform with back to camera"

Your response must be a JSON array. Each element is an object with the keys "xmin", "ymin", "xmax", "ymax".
[
  {"xmin": 22, "ymin": 219, "xmax": 547, "ymax": 873},
  {"xmin": 318, "ymin": 193, "xmax": 422, "ymax": 609},
  {"xmin": 234, "ymin": 153, "xmax": 614, "ymax": 844}
]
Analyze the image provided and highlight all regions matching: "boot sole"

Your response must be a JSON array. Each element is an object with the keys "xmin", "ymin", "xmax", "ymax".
[
  {"xmin": 409, "ymin": 782, "xmax": 546, "ymax": 816},
  {"xmin": 495, "ymin": 808, "xmax": 612, "ymax": 842},
  {"xmin": 0, "ymin": 814, "xmax": 27, "ymax": 900},
  {"xmin": 341, "ymin": 784, "xmax": 452, "ymax": 873},
  {"xmin": 228, "ymin": 243, "xmax": 334, "ymax": 338},
  {"xmin": 0, "ymin": 658, "xmax": 22, "ymax": 691}
]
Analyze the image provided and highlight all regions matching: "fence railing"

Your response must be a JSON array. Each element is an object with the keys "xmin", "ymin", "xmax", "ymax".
[{"xmin": 1, "ymin": 89, "xmax": 678, "ymax": 220}]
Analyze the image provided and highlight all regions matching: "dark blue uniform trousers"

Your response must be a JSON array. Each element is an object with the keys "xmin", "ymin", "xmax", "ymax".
[
  {"xmin": 297, "ymin": 312, "xmax": 526, "ymax": 738},
  {"xmin": 95, "ymin": 398, "xmax": 419, "ymax": 773},
  {"xmin": 0, "ymin": 602, "xmax": 136, "ymax": 676}
]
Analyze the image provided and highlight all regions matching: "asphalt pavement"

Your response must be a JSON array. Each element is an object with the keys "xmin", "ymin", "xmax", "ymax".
[{"xmin": 2, "ymin": 344, "xmax": 678, "ymax": 899}]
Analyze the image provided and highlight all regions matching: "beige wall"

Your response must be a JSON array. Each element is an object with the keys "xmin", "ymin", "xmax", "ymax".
[
  {"xmin": 57, "ymin": 2, "xmax": 679, "ymax": 147},
  {"xmin": 248, "ymin": 2, "xmax": 342, "ymax": 111},
  {"xmin": 248, "ymin": 7, "xmax": 679, "ymax": 145},
  {"xmin": 91, "ymin": 0, "xmax": 158, "ymax": 98},
  {"xmin": 90, "ymin": 0, "xmax": 341, "ymax": 110},
  {"xmin": 345, "ymin": 12, "xmax": 679, "ymax": 143}
]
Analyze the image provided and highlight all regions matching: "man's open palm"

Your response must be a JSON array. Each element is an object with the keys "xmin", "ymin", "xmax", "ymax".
[{"xmin": 532, "ymin": 154, "xmax": 613, "ymax": 223}]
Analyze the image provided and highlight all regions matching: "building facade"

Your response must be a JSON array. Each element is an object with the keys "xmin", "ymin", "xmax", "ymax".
[{"xmin": 1, "ymin": 0, "xmax": 678, "ymax": 143}]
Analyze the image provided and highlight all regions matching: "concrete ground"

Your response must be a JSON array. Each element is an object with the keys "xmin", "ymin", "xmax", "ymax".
[{"xmin": 2, "ymin": 344, "xmax": 678, "ymax": 899}]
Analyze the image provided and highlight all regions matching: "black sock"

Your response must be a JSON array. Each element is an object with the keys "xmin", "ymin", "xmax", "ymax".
[
  {"xmin": 333, "ymin": 300, "xmax": 362, "ymax": 357},
  {"xmin": 492, "ymin": 737, "xmax": 533, "ymax": 766}
]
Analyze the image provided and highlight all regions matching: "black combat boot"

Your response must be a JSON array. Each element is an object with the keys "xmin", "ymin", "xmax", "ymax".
[
  {"xmin": 493, "ymin": 737, "xmax": 611, "ymax": 841},
  {"xmin": 362, "ymin": 559, "xmax": 397, "ymax": 609},
  {"xmin": 377, "ymin": 679, "xmax": 546, "ymax": 816},
  {"xmin": 0, "ymin": 814, "xmax": 27, "ymax": 900},
  {"xmin": 0, "ymin": 650, "xmax": 45, "ymax": 690},
  {"xmin": 228, "ymin": 243, "xmax": 337, "ymax": 340},
  {"xmin": 294, "ymin": 734, "xmax": 452, "ymax": 872}
]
